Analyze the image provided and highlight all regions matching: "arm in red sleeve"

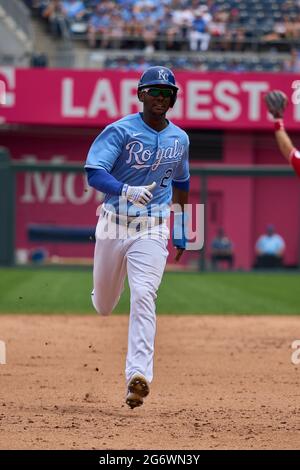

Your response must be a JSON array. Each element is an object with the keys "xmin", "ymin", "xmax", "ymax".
[{"xmin": 289, "ymin": 149, "xmax": 300, "ymax": 179}]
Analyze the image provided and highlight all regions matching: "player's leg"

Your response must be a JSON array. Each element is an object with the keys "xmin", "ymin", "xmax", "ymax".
[
  {"xmin": 92, "ymin": 216, "xmax": 127, "ymax": 316},
  {"xmin": 125, "ymin": 227, "xmax": 169, "ymax": 384}
]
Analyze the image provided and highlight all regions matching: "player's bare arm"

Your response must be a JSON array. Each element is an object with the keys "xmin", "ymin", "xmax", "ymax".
[
  {"xmin": 264, "ymin": 90, "xmax": 300, "ymax": 177},
  {"xmin": 274, "ymin": 128, "xmax": 294, "ymax": 162}
]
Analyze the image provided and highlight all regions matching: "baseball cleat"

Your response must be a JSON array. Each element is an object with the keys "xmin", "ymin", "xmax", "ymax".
[{"xmin": 126, "ymin": 374, "xmax": 150, "ymax": 409}]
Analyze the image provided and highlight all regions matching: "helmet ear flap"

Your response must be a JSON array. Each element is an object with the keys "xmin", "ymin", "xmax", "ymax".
[{"xmin": 170, "ymin": 91, "xmax": 177, "ymax": 108}]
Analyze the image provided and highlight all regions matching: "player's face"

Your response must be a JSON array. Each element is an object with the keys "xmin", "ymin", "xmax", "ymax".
[{"xmin": 139, "ymin": 86, "xmax": 173, "ymax": 116}]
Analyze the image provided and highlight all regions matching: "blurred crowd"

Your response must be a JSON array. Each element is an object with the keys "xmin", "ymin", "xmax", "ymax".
[
  {"xmin": 103, "ymin": 54, "xmax": 285, "ymax": 72},
  {"xmin": 25, "ymin": 0, "xmax": 300, "ymax": 53}
]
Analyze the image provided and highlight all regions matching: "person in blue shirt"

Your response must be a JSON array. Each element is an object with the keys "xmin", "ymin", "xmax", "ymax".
[
  {"xmin": 61, "ymin": 0, "xmax": 86, "ymax": 19},
  {"xmin": 85, "ymin": 66, "xmax": 190, "ymax": 409},
  {"xmin": 189, "ymin": 9, "xmax": 211, "ymax": 52},
  {"xmin": 211, "ymin": 227, "xmax": 234, "ymax": 270},
  {"xmin": 255, "ymin": 225, "xmax": 286, "ymax": 268}
]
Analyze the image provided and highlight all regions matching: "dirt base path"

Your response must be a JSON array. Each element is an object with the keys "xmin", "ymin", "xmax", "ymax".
[{"xmin": 0, "ymin": 315, "xmax": 300, "ymax": 449}]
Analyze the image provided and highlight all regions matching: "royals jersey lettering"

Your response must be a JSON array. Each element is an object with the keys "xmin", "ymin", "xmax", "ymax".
[{"xmin": 85, "ymin": 112, "xmax": 190, "ymax": 216}]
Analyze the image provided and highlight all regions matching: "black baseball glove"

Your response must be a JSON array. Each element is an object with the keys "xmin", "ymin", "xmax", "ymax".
[{"xmin": 264, "ymin": 90, "xmax": 288, "ymax": 118}]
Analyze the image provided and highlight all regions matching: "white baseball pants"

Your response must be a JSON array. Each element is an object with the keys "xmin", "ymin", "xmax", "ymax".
[{"xmin": 92, "ymin": 214, "xmax": 169, "ymax": 383}]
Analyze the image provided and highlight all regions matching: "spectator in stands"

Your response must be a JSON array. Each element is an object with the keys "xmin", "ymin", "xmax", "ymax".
[
  {"xmin": 61, "ymin": 0, "xmax": 86, "ymax": 20},
  {"xmin": 87, "ymin": 4, "xmax": 113, "ymax": 48},
  {"xmin": 221, "ymin": 24, "xmax": 246, "ymax": 52},
  {"xmin": 158, "ymin": 8, "xmax": 180, "ymax": 51},
  {"xmin": 31, "ymin": 52, "xmax": 48, "ymax": 67},
  {"xmin": 143, "ymin": 23, "xmax": 157, "ymax": 54},
  {"xmin": 108, "ymin": 9, "xmax": 126, "ymax": 50},
  {"xmin": 295, "ymin": 13, "xmax": 300, "ymax": 38},
  {"xmin": 226, "ymin": 59, "xmax": 246, "ymax": 72},
  {"xmin": 30, "ymin": 0, "xmax": 300, "ymax": 68},
  {"xmin": 283, "ymin": 48, "xmax": 300, "ymax": 72},
  {"xmin": 131, "ymin": 56, "xmax": 151, "ymax": 71},
  {"xmin": 43, "ymin": 0, "xmax": 67, "ymax": 37},
  {"xmin": 208, "ymin": 11, "xmax": 227, "ymax": 41},
  {"xmin": 284, "ymin": 14, "xmax": 300, "ymax": 40},
  {"xmin": 189, "ymin": 7, "xmax": 211, "ymax": 52},
  {"xmin": 255, "ymin": 225, "xmax": 285, "ymax": 269},
  {"xmin": 211, "ymin": 228, "xmax": 234, "ymax": 271},
  {"xmin": 139, "ymin": 4, "xmax": 158, "ymax": 54},
  {"xmin": 172, "ymin": 4, "xmax": 194, "ymax": 37},
  {"xmin": 262, "ymin": 20, "xmax": 286, "ymax": 43}
]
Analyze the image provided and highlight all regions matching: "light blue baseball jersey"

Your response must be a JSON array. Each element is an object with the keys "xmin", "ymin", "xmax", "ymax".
[
  {"xmin": 255, "ymin": 234, "xmax": 285, "ymax": 255},
  {"xmin": 85, "ymin": 112, "xmax": 190, "ymax": 217}
]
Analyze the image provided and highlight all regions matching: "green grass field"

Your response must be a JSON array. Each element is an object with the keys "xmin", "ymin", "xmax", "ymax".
[{"xmin": 0, "ymin": 267, "xmax": 299, "ymax": 315}]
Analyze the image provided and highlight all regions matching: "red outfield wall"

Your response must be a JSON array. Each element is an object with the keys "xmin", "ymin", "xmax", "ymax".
[{"xmin": 1, "ymin": 68, "xmax": 300, "ymax": 268}]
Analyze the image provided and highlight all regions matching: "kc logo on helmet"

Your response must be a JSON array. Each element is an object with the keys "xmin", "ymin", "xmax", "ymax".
[{"xmin": 158, "ymin": 69, "xmax": 168, "ymax": 81}]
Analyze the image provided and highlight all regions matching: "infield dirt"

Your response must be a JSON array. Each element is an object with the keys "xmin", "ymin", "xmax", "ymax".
[{"xmin": 0, "ymin": 315, "xmax": 300, "ymax": 449}]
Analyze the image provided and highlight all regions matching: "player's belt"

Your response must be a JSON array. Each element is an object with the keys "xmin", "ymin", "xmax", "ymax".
[{"xmin": 101, "ymin": 208, "xmax": 165, "ymax": 228}]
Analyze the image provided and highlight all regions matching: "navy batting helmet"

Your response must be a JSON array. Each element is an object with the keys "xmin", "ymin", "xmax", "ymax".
[{"xmin": 137, "ymin": 66, "xmax": 178, "ymax": 107}]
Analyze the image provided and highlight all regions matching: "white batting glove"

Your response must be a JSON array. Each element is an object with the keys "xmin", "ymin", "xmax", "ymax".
[{"xmin": 121, "ymin": 182, "xmax": 156, "ymax": 206}]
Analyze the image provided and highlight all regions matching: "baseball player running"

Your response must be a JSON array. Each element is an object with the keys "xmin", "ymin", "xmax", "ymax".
[
  {"xmin": 85, "ymin": 66, "xmax": 190, "ymax": 409},
  {"xmin": 264, "ymin": 90, "xmax": 300, "ymax": 178}
]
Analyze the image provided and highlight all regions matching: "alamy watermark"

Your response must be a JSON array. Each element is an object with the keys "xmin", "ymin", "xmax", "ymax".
[
  {"xmin": 0, "ymin": 80, "xmax": 6, "ymax": 105},
  {"xmin": 291, "ymin": 340, "xmax": 300, "ymax": 365},
  {"xmin": 291, "ymin": 81, "xmax": 300, "ymax": 105},
  {"xmin": 0, "ymin": 340, "xmax": 6, "ymax": 365},
  {"xmin": 95, "ymin": 202, "xmax": 204, "ymax": 251}
]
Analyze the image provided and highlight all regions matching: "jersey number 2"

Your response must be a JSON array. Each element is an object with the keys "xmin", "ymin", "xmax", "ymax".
[{"xmin": 160, "ymin": 168, "xmax": 173, "ymax": 188}]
